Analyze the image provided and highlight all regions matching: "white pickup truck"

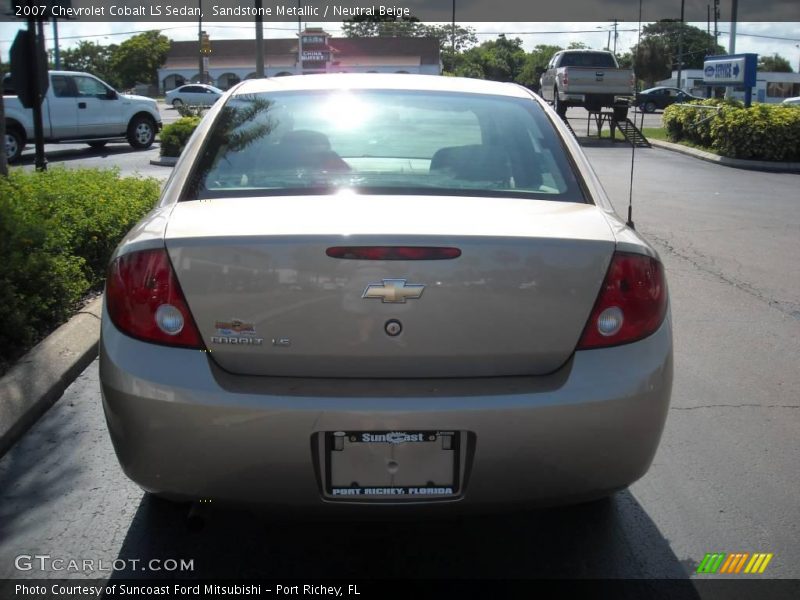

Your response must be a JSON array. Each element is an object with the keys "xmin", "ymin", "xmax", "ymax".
[
  {"xmin": 3, "ymin": 70, "xmax": 161, "ymax": 163},
  {"xmin": 539, "ymin": 50, "xmax": 635, "ymax": 119}
]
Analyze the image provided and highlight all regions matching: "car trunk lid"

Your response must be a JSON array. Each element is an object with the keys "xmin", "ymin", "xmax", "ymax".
[{"xmin": 165, "ymin": 194, "xmax": 615, "ymax": 377}]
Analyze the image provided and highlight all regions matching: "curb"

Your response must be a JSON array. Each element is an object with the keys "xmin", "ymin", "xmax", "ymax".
[
  {"xmin": 149, "ymin": 156, "xmax": 178, "ymax": 167},
  {"xmin": 648, "ymin": 139, "xmax": 800, "ymax": 174},
  {"xmin": 0, "ymin": 296, "xmax": 103, "ymax": 459}
]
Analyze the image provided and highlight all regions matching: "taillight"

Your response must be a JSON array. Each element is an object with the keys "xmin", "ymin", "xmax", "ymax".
[
  {"xmin": 577, "ymin": 252, "xmax": 667, "ymax": 349},
  {"xmin": 562, "ymin": 72, "xmax": 569, "ymax": 87},
  {"xmin": 106, "ymin": 248, "xmax": 204, "ymax": 349}
]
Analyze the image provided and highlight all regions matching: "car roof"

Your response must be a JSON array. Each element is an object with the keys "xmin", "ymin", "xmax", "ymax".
[
  {"xmin": 231, "ymin": 74, "xmax": 532, "ymax": 99},
  {"xmin": 48, "ymin": 70, "xmax": 95, "ymax": 77}
]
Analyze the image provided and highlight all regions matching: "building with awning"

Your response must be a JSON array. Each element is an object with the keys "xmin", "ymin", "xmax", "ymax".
[{"xmin": 158, "ymin": 28, "xmax": 441, "ymax": 92}]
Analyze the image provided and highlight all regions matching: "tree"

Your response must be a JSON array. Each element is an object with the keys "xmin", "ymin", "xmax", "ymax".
[
  {"xmin": 516, "ymin": 44, "xmax": 563, "ymax": 91},
  {"xmin": 617, "ymin": 51, "xmax": 634, "ymax": 69},
  {"xmin": 758, "ymin": 53, "xmax": 793, "ymax": 73},
  {"xmin": 631, "ymin": 20, "xmax": 726, "ymax": 86},
  {"xmin": 341, "ymin": 14, "xmax": 423, "ymax": 38},
  {"xmin": 456, "ymin": 35, "xmax": 528, "ymax": 83},
  {"xmin": 421, "ymin": 24, "xmax": 478, "ymax": 73},
  {"xmin": 60, "ymin": 41, "xmax": 118, "ymax": 87},
  {"xmin": 341, "ymin": 15, "xmax": 477, "ymax": 73},
  {"xmin": 632, "ymin": 36, "xmax": 673, "ymax": 87},
  {"xmin": 109, "ymin": 31, "xmax": 170, "ymax": 89}
]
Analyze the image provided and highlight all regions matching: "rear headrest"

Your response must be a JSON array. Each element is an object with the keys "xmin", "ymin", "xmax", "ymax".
[{"xmin": 430, "ymin": 144, "xmax": 511, "ymax": 184}]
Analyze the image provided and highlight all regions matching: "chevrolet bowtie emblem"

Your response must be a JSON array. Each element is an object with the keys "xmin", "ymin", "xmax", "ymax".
[{"xmin": 362, "ymin": 279, "xmax": 425, "ymax": 303}]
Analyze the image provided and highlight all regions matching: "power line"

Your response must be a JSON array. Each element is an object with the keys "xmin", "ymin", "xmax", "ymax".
[
  {"xmin": 471, "ymin": 29, "xmax": 639, "ymax": 35},
  {"xmin": 717, "ymin": 30, "xmax": 800, "ymax": 42}
]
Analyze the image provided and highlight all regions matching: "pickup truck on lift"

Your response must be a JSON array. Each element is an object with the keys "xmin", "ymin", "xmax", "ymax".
[
  {"xmin": 3, "ymin": 70, "xmax": 161, "ymax": 163},
  {"xmin": 539, "ymin": 50, "xmax": 635, "ymax": 120}
]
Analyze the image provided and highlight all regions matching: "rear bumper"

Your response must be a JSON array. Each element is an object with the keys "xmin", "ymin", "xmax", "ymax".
[
  {"xmin": 99, "ymin": 306, "xmax": 673, "ymax": 513},
  {"xmin": 559, "ymin": 92, "xmax": 633, "ymax": 107}
]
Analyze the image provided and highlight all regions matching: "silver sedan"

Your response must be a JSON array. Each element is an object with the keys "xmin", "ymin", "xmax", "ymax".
[
  {"xmin": 165, "ymin": 83, "xmax": 223, "ymax": 108},
  {"xmin": 100, "ymin": 74, "xmax": 672, "ymax": 512}
]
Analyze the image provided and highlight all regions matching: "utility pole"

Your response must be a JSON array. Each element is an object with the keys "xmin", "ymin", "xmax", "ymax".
[
  {"xmin": 451, "ymin": 0, "xmax": 456, "ymax": 54},
  {"xmin": 713, "ymin": 0, "xmax": 720, "ymax": 48},
  {"xmin": 0, "ymin": 86, "xmax": 7, "ymax": 176},
  {"xmin": 31, "ymin": 17, "xmax": 47, "ymax": 170},
  {"xmin": 52, "ymin": 18, "xmax": 60, "ymax": 69},
  {"xmin": 297, "ymin": 1, "xmax": 303, "ymax": 75},
  {"xmin": 609, "ymin": 18, "xmax": 619, "ymax": 55},
  {"xmin": 255, "ymin": 0, "xmax": 265, "ymax": 77},
  {"xmin": 677, "ymin": 0, "xmax": 685, "ymax": 91},
  {"xmin": 725, "ymin": 0, "xmax": 738, "ymax": 99}
]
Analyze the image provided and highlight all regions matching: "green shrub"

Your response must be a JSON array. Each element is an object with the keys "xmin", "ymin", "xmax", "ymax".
[
  {"xmin": 160, "ymin": 116, "xmax": 201, "ymax": 157},
  {"xmin": 175, "ymin": 104, "xmax": 207, "ymax": 118},
  {"xmin": 711, "ymin": 104, "xmax": 800, "ymax": 161},
  {"xmin": 0, "ymin": 168, "xmax": 159, "ymax": 371},
  {"xmin": 663, "ymin": 100, "xmax": 800, "ymax": 161},
  {"xmin": 663, "ymin": 98, "xmax": 737, "ymax": 145}
]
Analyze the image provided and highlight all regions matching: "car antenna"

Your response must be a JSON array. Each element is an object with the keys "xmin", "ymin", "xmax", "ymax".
[{"xmin": 626, "ymin": 0, "xmax": 644, "ymax": 230}]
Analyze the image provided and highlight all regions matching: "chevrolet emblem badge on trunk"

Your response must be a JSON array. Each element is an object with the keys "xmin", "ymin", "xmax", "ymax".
[{"xmin": 362, "ymin": 279, "xmax": 425, "ymax": 303}]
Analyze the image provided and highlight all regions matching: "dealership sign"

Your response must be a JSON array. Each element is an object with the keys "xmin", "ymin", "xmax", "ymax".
[{"xmin": 703, "ymin": 54, "xmax": 757, "ymax": 87}]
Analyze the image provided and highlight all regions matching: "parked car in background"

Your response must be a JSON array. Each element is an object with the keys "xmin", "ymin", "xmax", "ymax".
[
  {"xmin": 781, "ymin": 96, "xmax": 800, "ymax": 106},
  {"xmin": 100, "ymin": 74, "xmax": 672, "ymax": 512},
  {"xmin": 540, "ymin": 50, "xmax": 635, "ymax": 119},
  {"xmin": 3, "ymin": 70, "xmax": 161, "ymax": 163},
  {"xmin": 165, "ymin": 84, "xmax": 223, "ymax": 108},
  {"xmin": 636, "ymin": 87, "xmax": 704, "ymax": 113}
]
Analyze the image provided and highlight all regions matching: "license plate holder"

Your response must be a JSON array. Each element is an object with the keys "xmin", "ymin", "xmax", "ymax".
[{"xmin": 325, "ymin": 430, "xmax": 460, "ymax": 499}]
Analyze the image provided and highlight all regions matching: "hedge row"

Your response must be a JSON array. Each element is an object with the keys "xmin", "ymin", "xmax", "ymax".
[
  {"xmin": 663, "ymin": 99, "xmax": 800, "ymax": 162},
  {"xmin": 160, "ymin": 116, "xmax": 201, "ymax": 157},
  {"xmin": 0, "ymin": 168, "xmax": 160, "ymax": 372}
]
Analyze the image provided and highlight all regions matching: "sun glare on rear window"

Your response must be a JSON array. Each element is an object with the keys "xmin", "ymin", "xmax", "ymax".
[{"xmin": 186, "ymin": 90, "xmax": 585, "ymax": 202}]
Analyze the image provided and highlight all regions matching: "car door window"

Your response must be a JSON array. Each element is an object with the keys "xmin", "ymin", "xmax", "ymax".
[
  {"xmin": 74, "ymin": 76, "xmax": 109, "ymax": 98},
  {"xmin": 51, "ymin": 75, "xmax": 75, "ymax": 97}
]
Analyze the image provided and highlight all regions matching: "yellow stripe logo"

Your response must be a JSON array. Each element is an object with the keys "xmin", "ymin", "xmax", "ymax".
[{"xmin": 697, "ymin": 552, "xmax": 773, "ymax": 574}]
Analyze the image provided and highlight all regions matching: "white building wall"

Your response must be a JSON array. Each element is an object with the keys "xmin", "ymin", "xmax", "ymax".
[{"xmin": 659, "ymin": 69, "xmax": 800, "ymax": 104}]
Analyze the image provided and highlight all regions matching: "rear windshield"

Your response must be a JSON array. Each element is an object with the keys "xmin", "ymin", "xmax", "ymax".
[
  {"xmin": 185, "ymin": 90, "xmax": 585, "ymax": 203},
  {"xmin": 559, "ymin": 53, "xmax": 617, "ymax": 68}
]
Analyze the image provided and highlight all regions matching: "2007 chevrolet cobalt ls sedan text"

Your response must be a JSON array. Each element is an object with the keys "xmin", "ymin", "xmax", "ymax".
[{"xmin": 100, "ymin": 74, "xmax": 672, "ymax": 511}]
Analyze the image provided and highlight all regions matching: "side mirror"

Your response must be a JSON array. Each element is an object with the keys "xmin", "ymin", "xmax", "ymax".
[{"xmin": 106, "ymin": 89, "xmax": 118, "ymax": 100}]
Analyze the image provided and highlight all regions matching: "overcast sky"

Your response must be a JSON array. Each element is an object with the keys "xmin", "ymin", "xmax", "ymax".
[{"xmin": 1, "ymin": 21, "xmax": 799, "ymax": 72}]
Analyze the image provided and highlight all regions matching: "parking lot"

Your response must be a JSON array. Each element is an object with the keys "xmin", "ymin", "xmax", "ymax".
[{"xmin": 1, "ymin": 107, "xmax": 799, "ymax": 586}]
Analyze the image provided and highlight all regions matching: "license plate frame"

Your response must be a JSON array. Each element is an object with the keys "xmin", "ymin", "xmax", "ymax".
[{"xmin": 324, "ymin": 430, "xmax": 461, "ymax": 500}]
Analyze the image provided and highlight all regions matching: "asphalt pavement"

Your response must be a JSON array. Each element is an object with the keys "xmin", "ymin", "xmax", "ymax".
[
  {"xmin": 13, "ymin": 103, "xmax": 181, "ymax": 180},
  {"xmin": 1, "ymin": 116, "xmax": 798, "ymax": 586}
]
